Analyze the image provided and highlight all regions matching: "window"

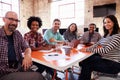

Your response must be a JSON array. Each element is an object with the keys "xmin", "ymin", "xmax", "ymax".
[
  {"xmin": 51, "ymin": 0, "xmax": 85, "ymax": 28},
  {"xmin": 59, "ymin": 3, "xmax": 75, "ymax": 19},
  {"xmin": 0, "ymin": 0, "xmax": 19, "ymax": 26}
]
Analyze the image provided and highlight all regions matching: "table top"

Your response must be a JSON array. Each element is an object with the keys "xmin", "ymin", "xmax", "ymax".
[{"xmin": 31, "ymin": 44, "xmax": 93, "ymax": 71}]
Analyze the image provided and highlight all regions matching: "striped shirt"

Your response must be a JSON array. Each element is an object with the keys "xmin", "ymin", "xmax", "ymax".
[
  {"xmin": 87, "ymin": 33, "xmax": 120, "ymax": 62},
  {"xmin": 0, "ymin": 27, "xmax": 29, "ymax": 75}
]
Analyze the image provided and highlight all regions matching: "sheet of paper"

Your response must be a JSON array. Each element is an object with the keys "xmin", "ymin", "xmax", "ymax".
[
  {"xmin": 43, "ymin": 52, "xmax": 70, "ymax": 61},
  {"xmin": 39, "ymin": 49, "xmax": 54, "ymax": 53},
  {"xmin": 77, "ymin": 44, "xmax": 85, "ymax": 50}
]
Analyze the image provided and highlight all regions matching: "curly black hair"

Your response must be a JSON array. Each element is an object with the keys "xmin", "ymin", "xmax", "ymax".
[{"xmin": 27, "ymin": 16, "xmax": 42, "ymax": 29}]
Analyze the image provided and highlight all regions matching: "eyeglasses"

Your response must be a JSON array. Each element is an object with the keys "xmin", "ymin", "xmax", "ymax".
[{"xmin": 5, "ymin": 17, "xmax": 20, "ymax": 22}]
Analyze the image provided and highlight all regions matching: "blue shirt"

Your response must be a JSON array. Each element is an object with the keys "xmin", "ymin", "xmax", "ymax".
[{"xmin": 43, "ymin": 29, "xmax": 64, "ymax": 45}]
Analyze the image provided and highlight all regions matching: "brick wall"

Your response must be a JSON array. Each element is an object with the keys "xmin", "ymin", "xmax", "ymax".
[
  {"xmin": 19, "ymin": 0, "xmax": 50, "ymax": 35},
  {"xmin": 85, "ymin": 0, "xmax": 120, "ymax": 35},
  {"xmin": 19, "ymin": 0, "xmax": 120, "ymax": 35},
  {"xmin": 18, "ymin": 0, "xmax": 34, "ymax": 35},
  {"xmin": 33, "ymin": 0, "xmax": 51, "ymax": 29}
]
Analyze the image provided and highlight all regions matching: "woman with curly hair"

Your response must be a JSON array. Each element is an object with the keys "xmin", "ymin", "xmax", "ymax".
[{"xmin": 24, "ymin": 16, "xmax": 61, "ymax": 80}]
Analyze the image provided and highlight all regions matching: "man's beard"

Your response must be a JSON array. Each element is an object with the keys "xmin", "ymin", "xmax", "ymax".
[{"xmin": 8, "ymin": 24, "xmax": 17, "ymax": 32}]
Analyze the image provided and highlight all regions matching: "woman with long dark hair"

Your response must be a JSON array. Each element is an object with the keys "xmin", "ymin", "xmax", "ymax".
[
  {"xmin": 78, "ymin": 15, "xmax": 120, "ymax": 80},
  {"xmin": 63, "ymin": 23, "xmax": 78, "ymax": 42},
  {"xmin": 103, "ymin": 15, "xmax": 120, "ymax": 37}
]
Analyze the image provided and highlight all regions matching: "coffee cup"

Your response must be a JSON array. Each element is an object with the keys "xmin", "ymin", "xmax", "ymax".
[{"xmin": 62, "ymin": 46, "xmax": 72, "ymax": 55}]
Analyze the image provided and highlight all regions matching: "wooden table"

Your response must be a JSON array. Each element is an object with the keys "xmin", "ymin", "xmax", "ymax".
[{"xmin": 31, "ymin": 44, "xmax": 93, "ymax": 80}]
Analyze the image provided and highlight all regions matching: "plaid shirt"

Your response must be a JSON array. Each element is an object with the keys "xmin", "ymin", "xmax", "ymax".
[
  {"xmin": 0, "ymin": 27, "xmax": 29, "ymax": 75},
  {"xmin": 24, "ymin": 31, "xmax": 47, "ymax": 48}
]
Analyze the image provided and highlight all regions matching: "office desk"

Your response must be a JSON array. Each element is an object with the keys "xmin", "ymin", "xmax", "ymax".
[{"xmin": 31, "ymin": 45, "xmax": 93, "ymax": 80}]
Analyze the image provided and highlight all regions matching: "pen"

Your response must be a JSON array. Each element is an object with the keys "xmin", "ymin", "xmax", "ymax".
[{"xmin": 48, "ymin": 54, "xmax": 58, "ymax": 56}]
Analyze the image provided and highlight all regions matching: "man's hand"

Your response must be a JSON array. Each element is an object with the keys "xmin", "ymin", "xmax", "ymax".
[
  {"xmin": 22, "ymin": 54, "xmax": 32, "ymax": 71},
  {"xmin": 49, "ymin": 38, "xmax": 55, "ymax": 42}
]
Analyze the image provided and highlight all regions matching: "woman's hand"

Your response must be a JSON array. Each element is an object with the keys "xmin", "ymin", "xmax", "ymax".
[
  {"xmin": 71, "ymin": 39, "xmax": 80, "ymax": 48},
  {"xmin": 80, "ymin": 48, "xmax": 87, "ymax": 52}
]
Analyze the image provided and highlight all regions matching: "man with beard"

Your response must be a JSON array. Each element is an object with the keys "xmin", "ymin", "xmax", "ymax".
[
  {"xmin": 0, "ymin": 11, "xmax": 45, "ymax": 80},
  {"xmin": 80, "ymin": 23, "xmax": 101, "ymax": 45}
]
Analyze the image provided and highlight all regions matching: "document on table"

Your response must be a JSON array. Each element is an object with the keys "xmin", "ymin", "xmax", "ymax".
[
  {"xmin": 39, "ymin": 49, "xmax": 54, "ymax": 53},
  {"xmin": 77, "ymin": 44, "xmax": 85, "ymax": 50},
  {"xmin": 43, "ymin": 52, "xmax": 70, "ymax": 61}
]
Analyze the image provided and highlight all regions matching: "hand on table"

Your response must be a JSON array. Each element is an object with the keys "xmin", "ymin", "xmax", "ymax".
[
  {"xmin": 80, "ymin": 48, "xmax": 87, "ymax": 52},
  {"xmin": 71, "ymin": 39, "xmax": 80, "ymax": 48}
]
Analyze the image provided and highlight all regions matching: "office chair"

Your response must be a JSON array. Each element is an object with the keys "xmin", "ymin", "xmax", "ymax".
[
  {"xmin": 92, "ymin": 72, "xmax": 120, "ymax": 80},
  {"xmin": 42, "ymin": 29, "xmax": 47, "ymax": 34},
  {"xmin": 59, "ymin": 28, "xmax": 67, "ymax": 35},
  {"xmin": 84, "ymin": 28, "xmax": 99, "ymax": 32}
]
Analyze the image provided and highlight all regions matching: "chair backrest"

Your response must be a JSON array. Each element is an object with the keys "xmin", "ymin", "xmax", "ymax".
[
  {"xmin": 42, "ymin": 29, "xmax": 47, "ymax": 34},
  {"xmin": 84, "ymin": 28, "xmax": 99, "ymax": 32},
  {"xmin": 59, "ymin": 28, "xmax": 67, "ymax": 35},
  {"xmin": 42, "ymin": 28, "xmax": 67, "ymax": 35}
]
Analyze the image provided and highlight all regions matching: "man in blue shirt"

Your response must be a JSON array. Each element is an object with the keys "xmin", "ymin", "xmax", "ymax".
[{"xmin": 43, "ymin": 19, "xmax": 64, "ymax": 45}]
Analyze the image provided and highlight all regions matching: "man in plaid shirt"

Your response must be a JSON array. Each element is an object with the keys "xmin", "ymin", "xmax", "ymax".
[{"xmin": 0, "ymin": 11, "xmax": 45, "ymax": 80}]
